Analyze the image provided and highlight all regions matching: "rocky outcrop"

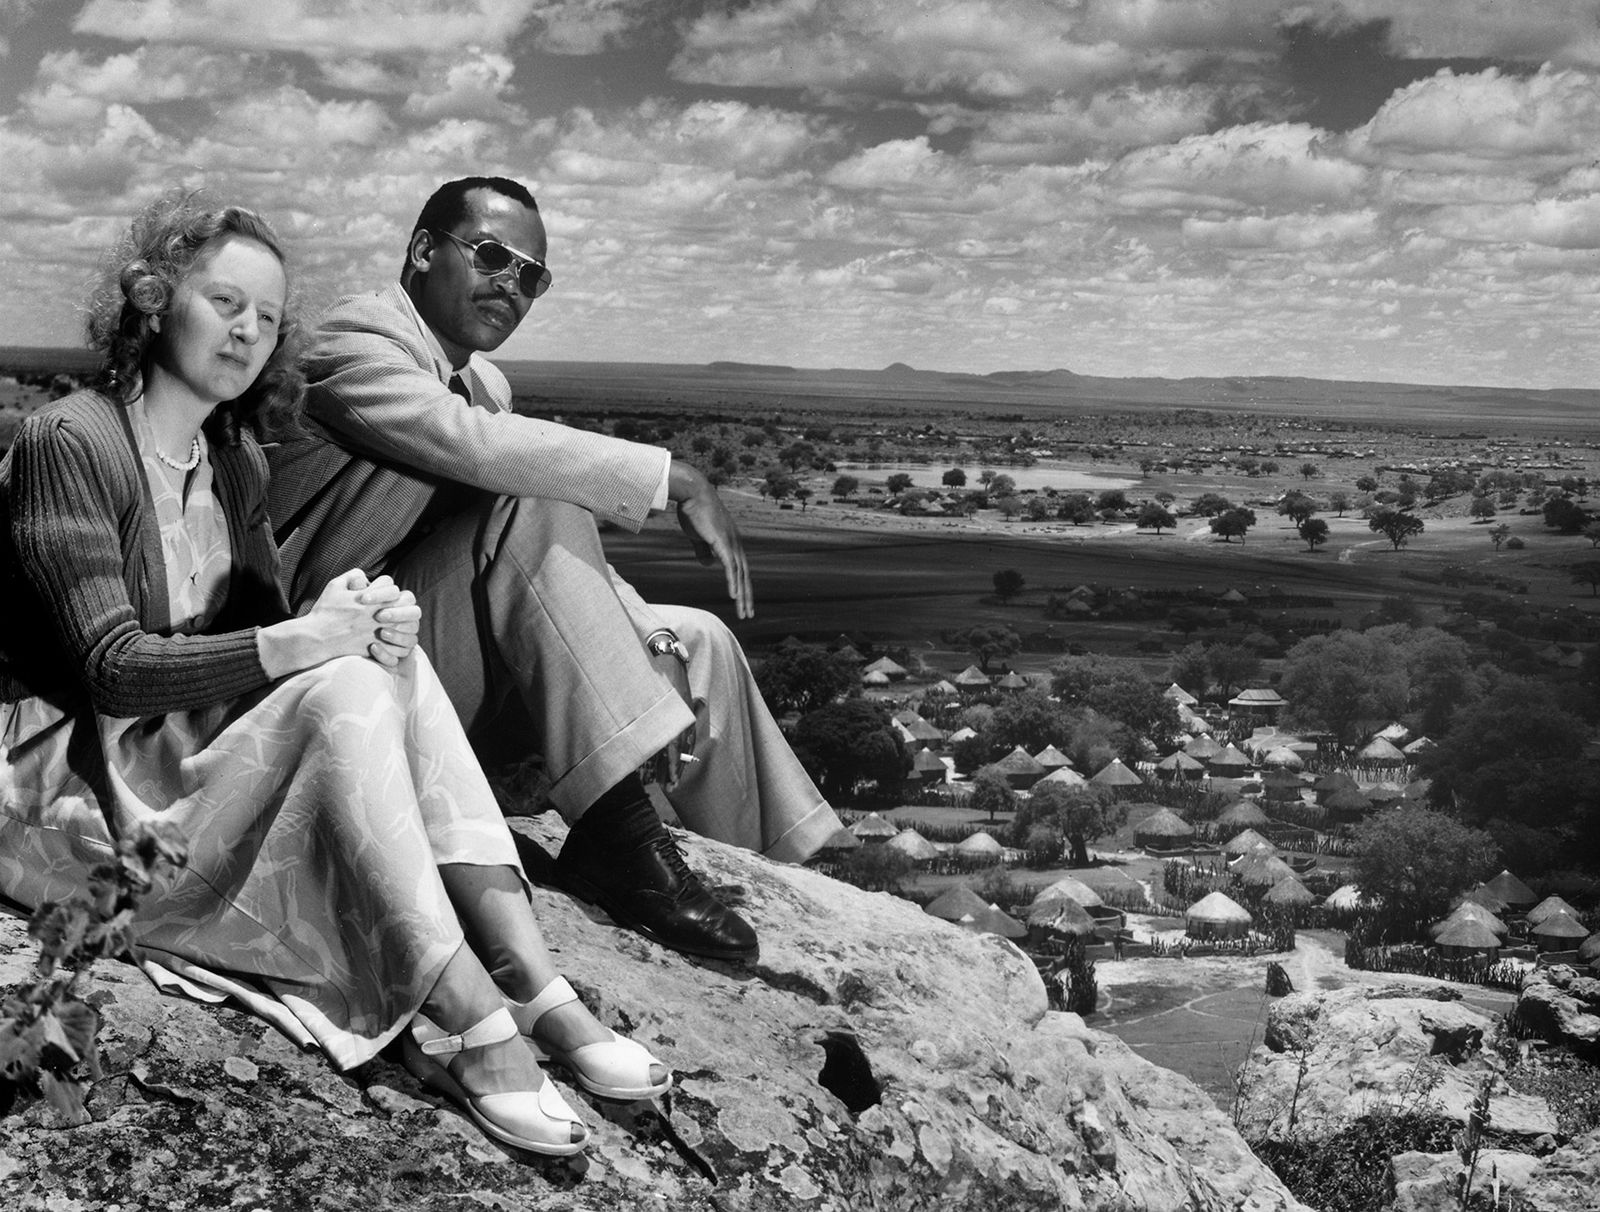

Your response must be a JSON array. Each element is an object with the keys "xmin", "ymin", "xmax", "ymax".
[
  {"xmin": 1387, "ymin": 1130, "xmax": 1600, "ymax": 1212},
  {"xmin": 1515, "ymin": 966, "xmax": 1600, "ymax": 1061},
  {"xmin": 1237, "ymin": 986, "xmax": 1558, "ymax": 1142},
  {"xmin": 2, "ymin": 814, "xmax": 1308, "ymax": 1211}
]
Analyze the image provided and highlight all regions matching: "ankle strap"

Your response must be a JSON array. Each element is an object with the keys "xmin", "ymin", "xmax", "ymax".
[
  {"xmin": 520, "ymin": 976, "xmax": 579, "ymax": 1026},
  {"xmin": 414, "ymin": 1006, "xmax": 519, "ymax": 1056}
]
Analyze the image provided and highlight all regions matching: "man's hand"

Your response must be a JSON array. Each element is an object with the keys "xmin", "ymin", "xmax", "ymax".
[{"xmin": 668, "ymin": 461, "xmax": 754, "ymax": 619}]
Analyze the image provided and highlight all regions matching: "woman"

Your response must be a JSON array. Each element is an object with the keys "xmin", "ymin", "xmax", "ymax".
[{"xmin": 0, "ymin": 195, "xmax": 669, "ymax": 1156}]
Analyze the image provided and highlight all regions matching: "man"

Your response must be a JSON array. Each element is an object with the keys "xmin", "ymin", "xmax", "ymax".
[{"xmin": 267, "ymin": 176, "xmax": 841, "ymax": 964}]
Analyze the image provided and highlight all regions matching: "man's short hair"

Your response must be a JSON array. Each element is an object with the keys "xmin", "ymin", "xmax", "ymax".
[{"xmin": 412, "ymin": 177, "xmax": 538, "ymax": 239}]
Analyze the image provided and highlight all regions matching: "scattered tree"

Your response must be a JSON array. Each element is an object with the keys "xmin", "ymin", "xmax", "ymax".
[
  {"xmin": 1368, "ymin": 508, "xmax": 1424, "ymax": 550},
  {"xmin": 1469, "ymin": 496, "xmax": 1496, "ymax": 521},
  {"xmin": 1299, "ymin": 462, "xmax": 1319, "ymax": 480},
  {"xmin": 1136, "ymin": 502, "xmax": 1177, "ymax": 533},
  {"xmin": 763, "ymin": 468, "xmax": 800, "ymax": 501},
  {"xmin": 1584, "ymin": 521, "xmax": 1600, "ymax": 548},
  {"xmin": 779, "ymin": 440, "xmax": 817, "ymax": 470},
  {"xmin": 1016, "ymin": 784, "xmax": 1124, "ymax": 866},
  {"xmin": 988, "ymin": 473, "xmax": 1017, "ymax": 497},
  {"xmin": 1057, "ymin": 493, "xmax": 1096, "ymax": 524},
  {"xmin": 794, "ymin": 486, "xmax": 813, "ymax": 511},
  {"xmin": 1572, "ymin": 560, "xmax": 1600, "ymax": 597},
  {"xmin": 959, "ymin": 625, "xmax": 1021, "ymax": 673},
  {"xmin": 1544, "ymin": 496, "xmax": 1588, "ymax": 534},
  {"xmin": 1210, "ymin": 507, "xmax": 1257, "ymax": 543},
  {"xmin": 886, "ymin": 472, "xmax": 914, "ymax": 495},
  {"xmin": 970, "ymin": 768, "xmax": 1017, "ymax": 822},
  {"xmin": 1351, "ymin": 806, "xmax": 1497, "ymax": 927},
  {"xmin": 1277, "ymin": 493, "xmax": 1318, "ymax": 527},
  {"xmin": 992, "ymin": 568, "xmax": 1026, "ymax": 602},
  {"xmin": 1355, "ymin": 474, "xmax": 1379, "ymax": 493},
  {"xmin": 1299, "ymin": 517, "xmax": 1330, "ymax": 551},
  {"xmin": 1488, "ymin": 522, "xmax": 1511, "ymax": 550},
  {"xmin": 1206, "ymin": 643, "xmax": 1262, "ymax": 699},
  {"xmin": 831, "ymin": 474, "xmax": 859, "ymax": 498},
  {"xmin": 942, "ymin": 467, "xmax": 968, "ymax": 488},
  {"xmin": 1191, "ymin": 492, "xmax": 1234, "ymax": 517},
  {"xmin": 1328, "ymin": 490, "xmax": 1350, "ymax": 517}
]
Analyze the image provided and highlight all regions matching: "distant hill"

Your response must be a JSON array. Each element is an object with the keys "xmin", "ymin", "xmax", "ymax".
[{"xmin": 4, "ymin": 346, "xmax": 1595, "ymax": 432}]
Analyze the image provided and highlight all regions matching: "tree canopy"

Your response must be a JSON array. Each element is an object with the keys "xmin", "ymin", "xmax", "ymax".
[
  {"xmin": 1209, "ymin": 507, "xmax": 1256, "ymax": 543},
  {"xmin": 992, "ymin": 568, "xmax": 1025, "ymax": 602},
  {"xmin": 959, "ymin": 625, "xmax": 1021, "ymax": 672},
  {"xmin": 1368, "ymin": 508, "xmax": 1424, "ymax": 550},
  {"xmin": 1351, "ymin": 806, "xmax": 1497, "ymax": 927},
  {"xmin": 793, "ymin": 699, "xmax": 909, "ymax": 800},
  {"xmin": 1012, "ymin": 784, "xmax": 1124, "ymax": 866},
  {"xmin": 1136, "ymin": 502, "xmax": 1177, "ymax": 533},
  {"xmin": 754, "ymin": 639, "xmax": 860, "ymax": 715}
]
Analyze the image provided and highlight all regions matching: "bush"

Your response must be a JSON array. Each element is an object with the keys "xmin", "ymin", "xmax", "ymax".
[{"xmin": 1252, "ymin": 1112, "xmax": 1456, "ymax": 1212}]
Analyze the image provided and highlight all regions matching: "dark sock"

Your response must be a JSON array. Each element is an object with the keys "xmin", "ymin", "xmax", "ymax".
[{"xmin": 568, "ymin": 778, "xmax": 661, "ymax": 849}]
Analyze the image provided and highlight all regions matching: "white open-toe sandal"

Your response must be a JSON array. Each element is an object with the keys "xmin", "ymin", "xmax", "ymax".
[
  {"xmin": 507, "ymin": 977, "xmax": 674, "ymax": 1102},
  {"xmin": 401, "ymin": 1006, "xmax": 589, "ymax": 1156}
]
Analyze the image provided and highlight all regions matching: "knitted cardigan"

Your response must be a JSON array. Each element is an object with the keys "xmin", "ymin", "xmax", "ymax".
[{"xmin": 0, "ymin": 390, "xmax": 287, "ymax": 715}]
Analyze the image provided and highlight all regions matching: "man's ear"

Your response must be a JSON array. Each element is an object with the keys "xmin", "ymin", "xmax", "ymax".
[{"xmin": 408, "ymin": 229, "xmax": 436, "ymax": 275}]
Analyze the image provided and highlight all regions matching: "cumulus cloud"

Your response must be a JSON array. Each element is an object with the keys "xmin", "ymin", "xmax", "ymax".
[
  {"xmin": 74, "ymin": 0, "xmax": 540, "ymax": 58},
  {"xmin": 1104, "ymin": 122, "xmax": 1369, "ymax": 214},
  {"xmin": 1339, "ymin": 66, "xmax": 1600, "ymax": 175}
]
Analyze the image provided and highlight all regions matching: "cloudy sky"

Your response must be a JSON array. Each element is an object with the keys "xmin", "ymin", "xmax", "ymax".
[{"xmin": 2, "ymin": 1, "xmax": 1599, "ymax": 387}]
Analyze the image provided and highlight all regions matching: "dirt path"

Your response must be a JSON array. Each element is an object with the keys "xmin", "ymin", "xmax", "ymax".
[{"xmin": 1092, "ymin": 930, "xmax": 1518, "ymax": 1107}]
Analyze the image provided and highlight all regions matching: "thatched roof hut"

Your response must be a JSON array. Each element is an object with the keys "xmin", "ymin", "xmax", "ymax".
[
  {"xmin": 1263, "ymin": 876, "xmax": 1316, "ymax": 906},
  {"xmin": 1528, "ymin": 895, "xmax": 1584, "ymax": 927},
  {"xmin": 990, "ymin": 746, "xmax": 1046, "ymax": 789},
  {"xmin": 912, "ymin": 747, "xmax": 948, "ymax": 783},
  {"xmin": 955, "ymin": 904, "xmax": 1028, "ymax": 940},
  {"xmin": 1035, "ymin": 765, "xmax": 1088, "ymax": 789},
  {"xmin": 849, "ymin": 812, "xmax": 899, "ymax": 841},
  {"xmin": 1259, "ymin": 768, "xmax": 1305, "ymax": 803},
  {"xmin": 1028, "ymin": 876, "xmax": 1104, "ymax": 911},
  {"xmin": 1222, "ymin": 828, "xmax": 1276, "ymax": 857},
  {"xmin": 924, "ymin": 885, "xmax": 991, "ymax": 922},
  {"xmin": 1324, "ymin": 884, "xmax": 1368, "ymax": 911},
  {"xmin": 1027, "ymin": 897, "xmax": 1098, "ymax": 938},
  {"xmin": 1458, "ymin": 885, "xmax": 1510, "ymax": 914},
  {"xmin": 1320, "ymin": 786, "xmax": 1373, "ymax": 823},
  {"xmin": 954, "ymin": 831, "xmax": 1006, "ymax": 864},
  {"xmin": 1207, "ymin": 744, "xmax": 1251, "ymax": 773},
  {"xmin": 1134, "ymin": 807, "xmax": 1195, "ymax": 849},
  {"xmin": 1184, "ymin": 734, "xmax": 1225, "ymax": 761},
  {"xmin": 1435, "ymin": 919, "xmax": 1502, "ymax": 957},
  {"xmin": 1089, "ymin": 758, "xmax": 1143, "ymax": 788},
  {"xmin": 1403, "ymin": 736, "xmax": 1436, "ymax": 756},
  {"xmin": 953, "ymin": 665, "xmax": 992, "ymax": 691},
  {"xmin": 995, "ymin": 670, "xmax": 1030, "ymax": 693},
  {"xmin": 1186, "ymin": 891, "xmax": 1253, "ymax": 940},
  {"xmin": 1579, "ymin": 932, "xmax": 1600, "ymax": 963},
  {"xmin": 1234, "ymin": 852, "xmax": 1299, "ymax": 887},
  {"xmin": 1355, "ymin": 736, "xmax": 1406, "ymax": 766},
  {"xmin": 1228, "ymin": 687, "xmax": 1286, "ymax": 718},
  {"xmin": 1484, "ymin": 870, "xmax": 1537, "ymax": 910},
  {"xmin": 1216, "ymin": 800, "xmax": 1270, "ymax": 829},
  {"xmin": 1313, "ymin": 770, "xmax": 1360, "ymax": 796},
  {"xmin": 863, "ymin": 670, "xmax": 890, "ymax": 686},
  {"xmin": 885, "ymin": 828, "xmax": 940, "ymax": 862},
  {"xmin": 1262, "ymin": 745, "xmax": 1304, "ymax": 770},
  {"xmin": 1429, "ymin": 901, "xmax": 1508, "ymax": 940},
  {"xmin": 1034, "ymin": 744, "xmax": 1074, "ymax": 771},
  {"xmin": 1531, "ymin": 911, "xmax": 1591, "ymax": 950},
  {"xmin": 815, "ymin": 824, "xmax": 861, "ymax": 852},
  {"xmin": 1164, "ymin": 683, "xmax": 1199, "ymax": 706},
  {"xmin": 1153, "ymin": 751, "xmax": 1206, "ymax": 780},
  {"xmin": 864, "ymin": 655, "xmax": 908, "ymax": 680}
]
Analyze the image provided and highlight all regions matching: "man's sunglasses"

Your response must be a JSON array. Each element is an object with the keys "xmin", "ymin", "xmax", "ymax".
[{"xmin": 433, "ymin": 229, "xmax": 552, "ymax": 299}]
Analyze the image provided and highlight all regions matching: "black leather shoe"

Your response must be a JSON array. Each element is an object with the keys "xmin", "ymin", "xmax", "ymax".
[{"xmin": 554, "ymin": 825, "xmax": 759, "ymax": 964}]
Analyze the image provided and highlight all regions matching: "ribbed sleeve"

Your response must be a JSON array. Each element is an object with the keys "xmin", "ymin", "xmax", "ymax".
[{"xmin": 3, "ymin": 394, "xmax": 274, "ymax": 716}]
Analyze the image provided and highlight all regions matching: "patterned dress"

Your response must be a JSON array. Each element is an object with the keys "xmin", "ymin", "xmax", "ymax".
[{"xmin": 0, "ymin": 400, "xmax": 526, "ymax": 1069}]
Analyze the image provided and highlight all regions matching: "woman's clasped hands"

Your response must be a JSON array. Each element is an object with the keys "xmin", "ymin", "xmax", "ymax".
[{"xmin": 257, "ymin": 569, "xmax": 421, "ymax": 679}]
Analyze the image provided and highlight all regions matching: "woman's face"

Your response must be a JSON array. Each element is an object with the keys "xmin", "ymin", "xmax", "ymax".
[{"xmin": 150, "ymin": 236, "xmax": 287, "ymax": 406}]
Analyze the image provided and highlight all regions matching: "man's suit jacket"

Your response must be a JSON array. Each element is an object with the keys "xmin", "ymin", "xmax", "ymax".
[{"xmin": 267, "ymin": 284, "xmax": 668, "ymax": 605}]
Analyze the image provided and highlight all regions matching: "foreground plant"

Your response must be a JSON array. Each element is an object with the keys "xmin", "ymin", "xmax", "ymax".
[{"xmin": 0, "ymin": 821, "xmax": 188, "ymax": 1123}]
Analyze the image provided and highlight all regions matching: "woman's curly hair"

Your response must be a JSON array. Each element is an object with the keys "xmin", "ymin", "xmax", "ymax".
[{"xmin": 84, "ymin": 192, "xmax": 306, "ymax": 444}]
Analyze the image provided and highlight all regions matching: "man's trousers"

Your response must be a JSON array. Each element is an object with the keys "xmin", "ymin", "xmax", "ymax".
[{"xmin": 386, "ymin": 495, "xmax": 841, "ymax": 864}]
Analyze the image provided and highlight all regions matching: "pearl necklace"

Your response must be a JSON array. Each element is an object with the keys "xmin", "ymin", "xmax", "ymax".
[{"xmin": 156, "ymin": 437, "xmax": 202, "ymax": 472}]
